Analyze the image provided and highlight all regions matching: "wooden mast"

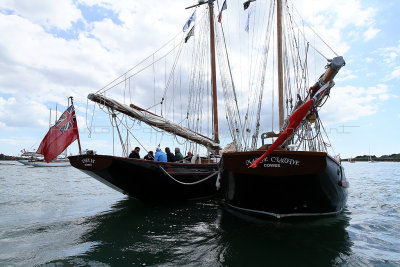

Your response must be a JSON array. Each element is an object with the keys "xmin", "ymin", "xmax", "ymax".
[
  {"xmin": 208, "ymin": 0, "xmax": 219, "ymax": 144},
  {"xmin": 277, "ymin": 0, "xmax": 284, "ymax": 130}
]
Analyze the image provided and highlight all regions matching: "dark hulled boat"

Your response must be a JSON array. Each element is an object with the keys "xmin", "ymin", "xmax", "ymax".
[
  {"xmin": 217, "ymin": 0, "xmax": 349, "ymax": 218},
  {"xmin": 69, "ymin": 1, "xmax": 224, "ymax": 201},
  {"xmin": 69, "ymin": 154, "xmax": 219, "ymax": 201},
  {"xmin": 220, "ymin": 150, "xmax": 348, "ymax": 218}
]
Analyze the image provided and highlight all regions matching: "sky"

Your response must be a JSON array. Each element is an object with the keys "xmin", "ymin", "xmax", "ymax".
[{"xmin": 0, "ymin": 0, "xmax": 399, "ymax": 159}]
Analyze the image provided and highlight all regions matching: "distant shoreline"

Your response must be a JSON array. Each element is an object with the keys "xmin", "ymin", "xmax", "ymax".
[{"xmin": 343, "ymin": 154, "xmax": 400, "ymax": 162}]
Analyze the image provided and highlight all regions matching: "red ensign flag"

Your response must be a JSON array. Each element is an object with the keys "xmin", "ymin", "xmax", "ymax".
[{"xmin": 37, "ymin": 105, "xmax": 79, "ymax": 162}]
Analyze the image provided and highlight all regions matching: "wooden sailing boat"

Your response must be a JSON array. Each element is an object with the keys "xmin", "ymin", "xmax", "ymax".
[
  {"xmin": 68, "ymin": 1, "xmax": 222, "ymax": 201},
  {"xmin": 219, "ymin": 0, "xmax": 349, "ymax": 218}
]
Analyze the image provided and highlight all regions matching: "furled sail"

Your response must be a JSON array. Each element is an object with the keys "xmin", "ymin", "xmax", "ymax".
[
  {"xmin": 88, "ymin": 93, "xmax": 221, "ymax": 150},
  {"xmin": 249, "ymin": 56, "xmax": 345, "ymax": 168}
]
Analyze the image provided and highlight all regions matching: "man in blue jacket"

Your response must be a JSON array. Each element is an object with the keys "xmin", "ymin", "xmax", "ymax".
[{"xmin": 154, "ymin": 146, "xmax": 167, "ymax": 162}]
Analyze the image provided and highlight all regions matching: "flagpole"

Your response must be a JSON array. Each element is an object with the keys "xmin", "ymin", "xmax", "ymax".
[{"xmin": 70, "ymin": 96, "xmax": 82, "ymax": 155}]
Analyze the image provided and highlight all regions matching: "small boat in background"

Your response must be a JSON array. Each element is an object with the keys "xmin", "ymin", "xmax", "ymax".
[
  {"xmin": 29, "ymin": 157, "xmax": 71, "ymax": 167},
  {"xmin": 17, "ymin": 150, "xmax": 42, "ymax": 165},
  {"xmin": 17, "ymin": 152, "xmax": 71, "ymax": 167},
  {"xmin": 368, "ymin": 155, "xmax": 376, "ymax": 163}
]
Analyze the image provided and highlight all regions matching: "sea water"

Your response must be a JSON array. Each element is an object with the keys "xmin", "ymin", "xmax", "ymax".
[{"xmin": 0, "ymin": 161, "xmax": 399, "ymax": 266}]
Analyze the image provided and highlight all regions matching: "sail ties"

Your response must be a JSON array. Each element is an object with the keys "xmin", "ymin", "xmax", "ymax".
[{"xmin": 88, "ymin": 93, "xmax": 221, "ymax": 151}]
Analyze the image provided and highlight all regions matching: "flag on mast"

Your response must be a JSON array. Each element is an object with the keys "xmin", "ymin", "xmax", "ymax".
[
  {"xmin": 37, "ymin": 105, "xmax": 80, "ymax": 163},
  {"xmin": 218, "ymin": 0, "xmax": 227, "ymax": 23},
  {"xmin": 183, "ymin": 10, "xmax": 196, "ymax": 32},
  {"xmin": 185, "ymin": 26, "xmax": 195, "ymax": 43},
  {"xmin": 243, "ymin": 0, "xmax": 255, "ymax": 10},
  {"xmin": 245, "ymin": 5, "xmax": 254, "ymax": 32}
]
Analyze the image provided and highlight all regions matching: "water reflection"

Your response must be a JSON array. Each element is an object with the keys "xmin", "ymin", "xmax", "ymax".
[
  {"xmin": 43, "ymin": 198, "xmax": 353, "ymax": 266},
  {"xmin": 218, "ymin": 207, "xmax": 353, "ymax": 266}
]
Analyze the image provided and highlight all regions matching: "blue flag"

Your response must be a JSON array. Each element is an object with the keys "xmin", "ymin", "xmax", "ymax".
[
  {"xmin": 183, "ymin": 10, "xmax": 196, "ymax": 32},
  {"xmin": 245, "ymin": 5, "xmax": 254, "ymax": 32}
]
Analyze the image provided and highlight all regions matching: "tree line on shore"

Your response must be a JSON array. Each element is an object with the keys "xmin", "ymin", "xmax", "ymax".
[{"xmin": 343, "ymin": 154, "xmax": 400, "ymax": 162}]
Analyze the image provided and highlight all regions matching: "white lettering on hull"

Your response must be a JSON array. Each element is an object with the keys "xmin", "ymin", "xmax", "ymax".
[
  {"xmin": 245, "ymin": 156, "xmax": 300, "ymax": 168},
  {"xmin": 82, "ymin": 158, "xmax": 95, "ymax": 167}
]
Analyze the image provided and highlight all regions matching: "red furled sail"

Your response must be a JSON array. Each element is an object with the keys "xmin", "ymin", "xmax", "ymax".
[
  {"xmin": 37, "ymin": 105, "xmax": 79, "ymax": 162},
  {"xmin": 249, "ymin": 99, "xmax": 314, "ymax": 168}
]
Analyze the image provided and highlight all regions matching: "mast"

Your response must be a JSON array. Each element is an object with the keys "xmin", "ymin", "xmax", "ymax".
[
  {"xmin": 185, "ymin": 0, "xmax": 219, "ymax": 145},
  {"xmin": 208, "ymin": 0, "xmax": 219, "ymax": 144},
  {"xmin": 277, "ymin": 0, "xmax": 284, "ymax": 130}
]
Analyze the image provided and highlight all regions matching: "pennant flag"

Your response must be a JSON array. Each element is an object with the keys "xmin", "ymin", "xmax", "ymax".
[
  {"xmin": 185, "ymin": 26, "xmax": 195, "ymax": 43},
  {"xmin": 249, "ymin": 99, "xmax": 314, "ymax": 168},
  {"xmin": 183, "ymin": 10, "xmax": 196, "ymax": 32},
  {"xmin": 245, "ymin": 5, "xmax": 254, "ymax": 32},
  {"xmin": 218, "ymin": 0, "xmax": 227, "ymax": 23},
  {"xmin": 243, "ymin": 0, "xmax": 255, "ymax": 10},
  {"xmin": 37, "ymin": 105, "xmax": 80, "ymax": 163}
]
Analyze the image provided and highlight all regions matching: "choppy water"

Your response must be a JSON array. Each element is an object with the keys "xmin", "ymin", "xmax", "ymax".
[{"xmin": 0, "ymin": 161, "xmax": 399, "ymax": 266}]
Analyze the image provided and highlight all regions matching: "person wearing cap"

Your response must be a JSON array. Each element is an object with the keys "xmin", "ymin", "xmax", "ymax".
[{"xmin": 154, "ymin": 146, "xmax": 167, "ymax": 162}]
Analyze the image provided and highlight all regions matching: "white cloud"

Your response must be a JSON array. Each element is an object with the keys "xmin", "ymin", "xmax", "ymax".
[
  {"xmin": 389, "ymin": 66, "xmax": 400, "ymax": 80},
  {"xmin": 0, "ymin": 0, "xmax": 82, "ymax": 30},
  {"xmin": 363, "ymin": 26, "xmax": 380, "ymax": 41},
  {"xmin": 0, "ymin": 97, "xmax": 49, "ymax": 130},
  {"xmin": 379, "ymin": 41, "xmax": 400, "ymax": 65},
  {"xmin": 321, "ymin": 84, "xmax": 391, "ymax": 124},
  {"xmin": 335, "ymin": 69, "xmax": 357, "ymax": 82}
]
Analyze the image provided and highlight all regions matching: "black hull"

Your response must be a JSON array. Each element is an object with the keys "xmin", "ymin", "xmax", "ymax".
[
  {"xmin": 68, "ymin": 155, "xmax": 220, "ymax": 201},
  {"xmin": 221, "ymin": 151, "xmax": 349, "ymax": 219}
]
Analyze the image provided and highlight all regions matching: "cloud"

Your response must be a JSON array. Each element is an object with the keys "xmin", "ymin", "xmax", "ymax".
[
  {"xmin": 389, "ymin": 66, "xmax": 400, "ymax": 80},
  {"xmin": 335, "ymin": 69, "xmax": 357, "ymax": 82},
  {"xmin": 0, "ymin": 0, "xmax": 82, "ymax": 30},
  {"xmin": 321, "ymin": 84, "xmax": 391, "ymax": 124},
  {"xmin": 363, "ymin": 26, "xmax": 380, "ymax": 41},
  {"xmin": 379, "ymin": 41, "xmax": 400, "ymax": 65},
  {"xmin": 0, "ymin": 97, "xmax": 49, "ymax": 130}
]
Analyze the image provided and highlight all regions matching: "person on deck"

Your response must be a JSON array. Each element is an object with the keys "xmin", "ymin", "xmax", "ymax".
[
  {"xmin": 154, "ymin": 146, "xmax": 167, "ymax": 162},
  {"xmin": 144, "ymin": 151, "xmax": 154, "ymax": 160},
  {"xmin": 165, "ymin": 147, "xmax": 175, "ymax": 162},
  {"xmin": 174, "ymin": 148, "xmax": 184, "ymax": 162},
  {"xmin": 129, "ymin": 147, "xmax": 140, "ymax": 159},
  {"xmin": 184, "ymin": 152, "xmax": 193, "ymax": 162}
]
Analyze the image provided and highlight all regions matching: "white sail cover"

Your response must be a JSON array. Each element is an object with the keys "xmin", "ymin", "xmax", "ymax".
[{"xmin": 88, "ymin": 94, "xmax": 221, "ymax": 150}]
